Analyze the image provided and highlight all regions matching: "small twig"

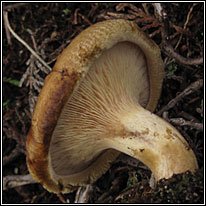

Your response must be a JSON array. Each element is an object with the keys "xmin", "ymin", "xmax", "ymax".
[
  {"xmin": 116, "ymin": 3, "xmax": 139, "ymax": 13},
  {"xmin": 3, "ymin": 174, "xmax": 37, "ymax": 190},
  {"xmin": 96, "ymin": 177, "xmax": 121, "ymax": 203},
  {"xmin": 3, "ymin": 2, "xmax": 28, "ymax": 11},
  {"xmin": 163, "ymin": 42, "xmax": 203, "ymax": 65},
  {"xmin": 157, "ymin": 79, "xmax": 203, "ymax": 116},
  {"xmin": 162, "ymin": 111, "xmax": 169, "ymax": 121},
  {"xmin": 141, "ymin": 20, "xmax": 159, "ymax": 31},
  {"xmin": 78, "ymin": 13, "xmax": 93, "ymax": 25},
  {"xmin": 15, "ymin": 107, "xmax": 26, "ymax": 134},
  {"xmin": 166, "ymin": 73, "xmax": 184, "ymax": 83},
  {"xmin": 174, "ymin": 3, "xmax": 197, "ymax": 50},
  {"xmin": 26, "ymin": 28, "xmax": 38, "ymax": 52},
  {"xmin": 153, "ymin": 3, "xmax": 167, "ymax": 20},
  {"xmin": 155, "ymin": 3, "xmax": 203, "ymax": 66},
  {"xmin": 196, "ymin": 99, "xmax": 203, "ymax": 118},
  {"xmin": 75, "ymin": 185, "xmax": 93, "ymax": 203},
  {"xmin": 107, "ymin": 12, "xmax": 136, "ymax": 20},
  {"xmin": 179, "ymin": 111, "xmax": 200, "ymax": 123},
  {"xmin": 114, "ymin": 187, "xmax": 134, "ymax": 202},
  {"xmin": 3, "ymin": 147, "xmax": 22, "ymax": 167},
  {"xmin": 57, "ymin": 193, "xmax": 67, "ymax": 203},
  {"xmin": 148, "ymin": 28, "xmax": 161, "ymax": 38},
  {"xmin": 88, "ymin": 3, "xmax": 99, "ymax": 18},
  {"xmin": 74, "ymin": 8, "xmax": 80, "ymax": 24},
  {"xmin": 3, "ymin": 11, "xmax": 11, "ymax": 45},
  {"xmin": 3, "ymin": 120, "xmax": 26, "ymax": 160},
  {"xmin": 142, "ymin": 3, "xmax": 150, "ymax": 15},
  {"xmin": 4, "ymin": 11, "xmax": 52, "ymax": 71},
  {"xmin": 170, "ymin": 118, "xmax": 203, "ymax": 131}
]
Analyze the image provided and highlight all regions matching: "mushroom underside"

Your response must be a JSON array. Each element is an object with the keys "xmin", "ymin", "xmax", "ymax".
[
  {"xmin": 49, "ymin": 41, "xmax": 149, "ymax": 176},
  {"xmin": 48, "ymin": 40, "xmax": 197, "ymax": 188}
]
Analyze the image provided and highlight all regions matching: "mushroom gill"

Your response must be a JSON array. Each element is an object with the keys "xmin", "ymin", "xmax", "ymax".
[
  {"xmin": 49, "ymin": 40, "xmax": 197, "ymax": 183},
  {"xmin": 49, "ymin": 41, "xmax": 149, "ymax": 176}
]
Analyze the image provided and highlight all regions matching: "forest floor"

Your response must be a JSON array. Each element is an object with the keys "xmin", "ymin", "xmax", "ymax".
[{"xmin": 2, "ymin": 2, "xmax": 204, "ymax": 204}]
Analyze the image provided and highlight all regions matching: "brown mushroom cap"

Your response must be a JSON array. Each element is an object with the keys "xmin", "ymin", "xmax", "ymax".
[{"xmin": 26, "ymin": 19, "xmax": 198, "ymax": 194}]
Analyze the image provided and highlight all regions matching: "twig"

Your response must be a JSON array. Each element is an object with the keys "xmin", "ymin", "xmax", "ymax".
[
  {"xmin": 157, "ymin": 79, "xmax": 203, "ymax": 116},
  {"xmin": 155, "ymin": 3, "xmax": 203, "ymax": 66},
  {"xmin": 107, "ymin": 12, "xmax": 136, "ymax": 20},
  {"xmin": 74, "ymin": 8, "xmax": 80, "ymax": 24},
  {"xmin": 3, "ymin": 147, "xmax": 22, "ymax": 167},
  {"xmin": 3, "ymin": 11, "xmax": 11, "ymax": 45},
  {"xmin": 88, "ymin": 3, "xmax": 99, "ymax": 18},
  {"xmin": 57, "ymin": 193, "xmax": 67, "ymax": 203},
  {"xmin": 3, "ymin": 174, "xmax": 37, "ymax": 190},
  {"xmin": 153, "ymin": 3, "xmax": 167, "ymax": 20},
  {"xmin": 4, "ymin": 11, "xmax": 52, "ymax": 71},
  {"xmin": 26, "ymin": 28, "xmax": 38, "ymax": 52},
  {"xmin": 3, "ymin": 2, "xmax": 28, "ymax": 10},
  {"xmin": 170, "ymin": 118, "xmax": 203, "ymax": 131},
  {"xmin": 174, "ymin": 3, "xmax": 197, "ymax": 50},
  {"xmin": 196, "ymin": 99, "xmax": 203, "ymax": 118},
  {"xmin": 75, "ymin": 185, "xmax": 93, "ymax": 203},
  {"xmin": 15, "ymin": 107, "xmax": 26, "ymax": 134},
  {"xmin": 148, "ymin": 28, "xmax": 161, "ymax": 38},
  {"xmin": 162, "ymin": 111, "xmax": 169, "ymax": 121},
  {"xmin": 166, "ymin": 73, "xmax": 184, "ymax": 83},
  {"xmin": 114, "ymin": 187, "xmax": 135, "ymax": 202},
  {"xmin": 78, "ymin": 13, "xmax": 93, "ymax": 25},
  {"xmin": 163, "ymin": 43, "xmax": 203, "ymax": 65},
  {"xmin": 179, "ymin": 111, "xmax": 200, "ymax": 123},
  {"xmin": 3, "ymin": 120, "xmax": 26, "ymax": 164},
  {"xmin": 116, "ymin": 3, "xmax": 139, "ymax": 13},
  {"xmin": 96, "ymin": 177, "xmax": 121, "ymax": 203}
]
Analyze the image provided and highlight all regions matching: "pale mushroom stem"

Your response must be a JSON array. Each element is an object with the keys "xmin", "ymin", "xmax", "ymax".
[{"xmin": 105, "ymin": 103, "xmax": 198, "ymax": 181}]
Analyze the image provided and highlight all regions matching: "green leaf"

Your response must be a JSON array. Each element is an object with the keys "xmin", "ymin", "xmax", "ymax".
[
  {"xmin": 3, "ymin": 100, "xmax": 10, "ymax": 111},
  {"xmin": 3, "ymin": 77, "xmax": 20, "ymax": 86},
  {"xmin": 63, "ymin": 8, "xmax": 71, "ymax": 15}
]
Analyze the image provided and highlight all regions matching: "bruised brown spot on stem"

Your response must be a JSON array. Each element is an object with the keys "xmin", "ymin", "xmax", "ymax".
[
  {"xmin": 165, "ymin": 128, "xmax": 191, "ymax": 150},
  {"xmin": 132, "ymin": 131, "xmax": 142, "ymax": 137},
  {"xmin": 173, "ymin": 133, "xmax": 191, "ymax": 151},
  {"xmin": 154, "ymin": 132, "xmax": 159, "ymax": 137},
  {"xmin": 165, "ymin": 128, "xmax": 175, "ymax": 140},
  {"xmin": 131, "ymin": 148, "xmax": 139, "ymax": 157},
  {"xmin": 141, "ymin": 128, "xmax": 150, "ymax": 135}
]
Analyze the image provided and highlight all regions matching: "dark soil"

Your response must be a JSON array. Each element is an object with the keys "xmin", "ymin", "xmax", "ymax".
[{"xmin": 2, "ymin": 2, "xmax": 204, "ymax": 204}]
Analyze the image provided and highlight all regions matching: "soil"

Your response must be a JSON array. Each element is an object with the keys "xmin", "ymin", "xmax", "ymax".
[{"xmin": 2, "ymin": 2, "xmax": 204, "ymax": 204}]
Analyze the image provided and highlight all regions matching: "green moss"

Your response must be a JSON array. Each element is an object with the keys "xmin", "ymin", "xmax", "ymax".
[
  {"xmin": 167, "ymin": 63, "xmax": 178, "ymax": 75},
  {"xmin": 127, "ymin": 171, "xmax": 139, "ymax": 188}
]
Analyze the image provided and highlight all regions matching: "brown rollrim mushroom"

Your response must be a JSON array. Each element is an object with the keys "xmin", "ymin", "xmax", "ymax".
[{"xmin": 26, "ymin": 19, "xmax": 198, "ymax": 193}]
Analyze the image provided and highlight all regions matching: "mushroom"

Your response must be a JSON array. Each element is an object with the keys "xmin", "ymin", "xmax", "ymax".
[{"xmin": 26, "ymin": 19, "xmax": 198, "ymax": 194}]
